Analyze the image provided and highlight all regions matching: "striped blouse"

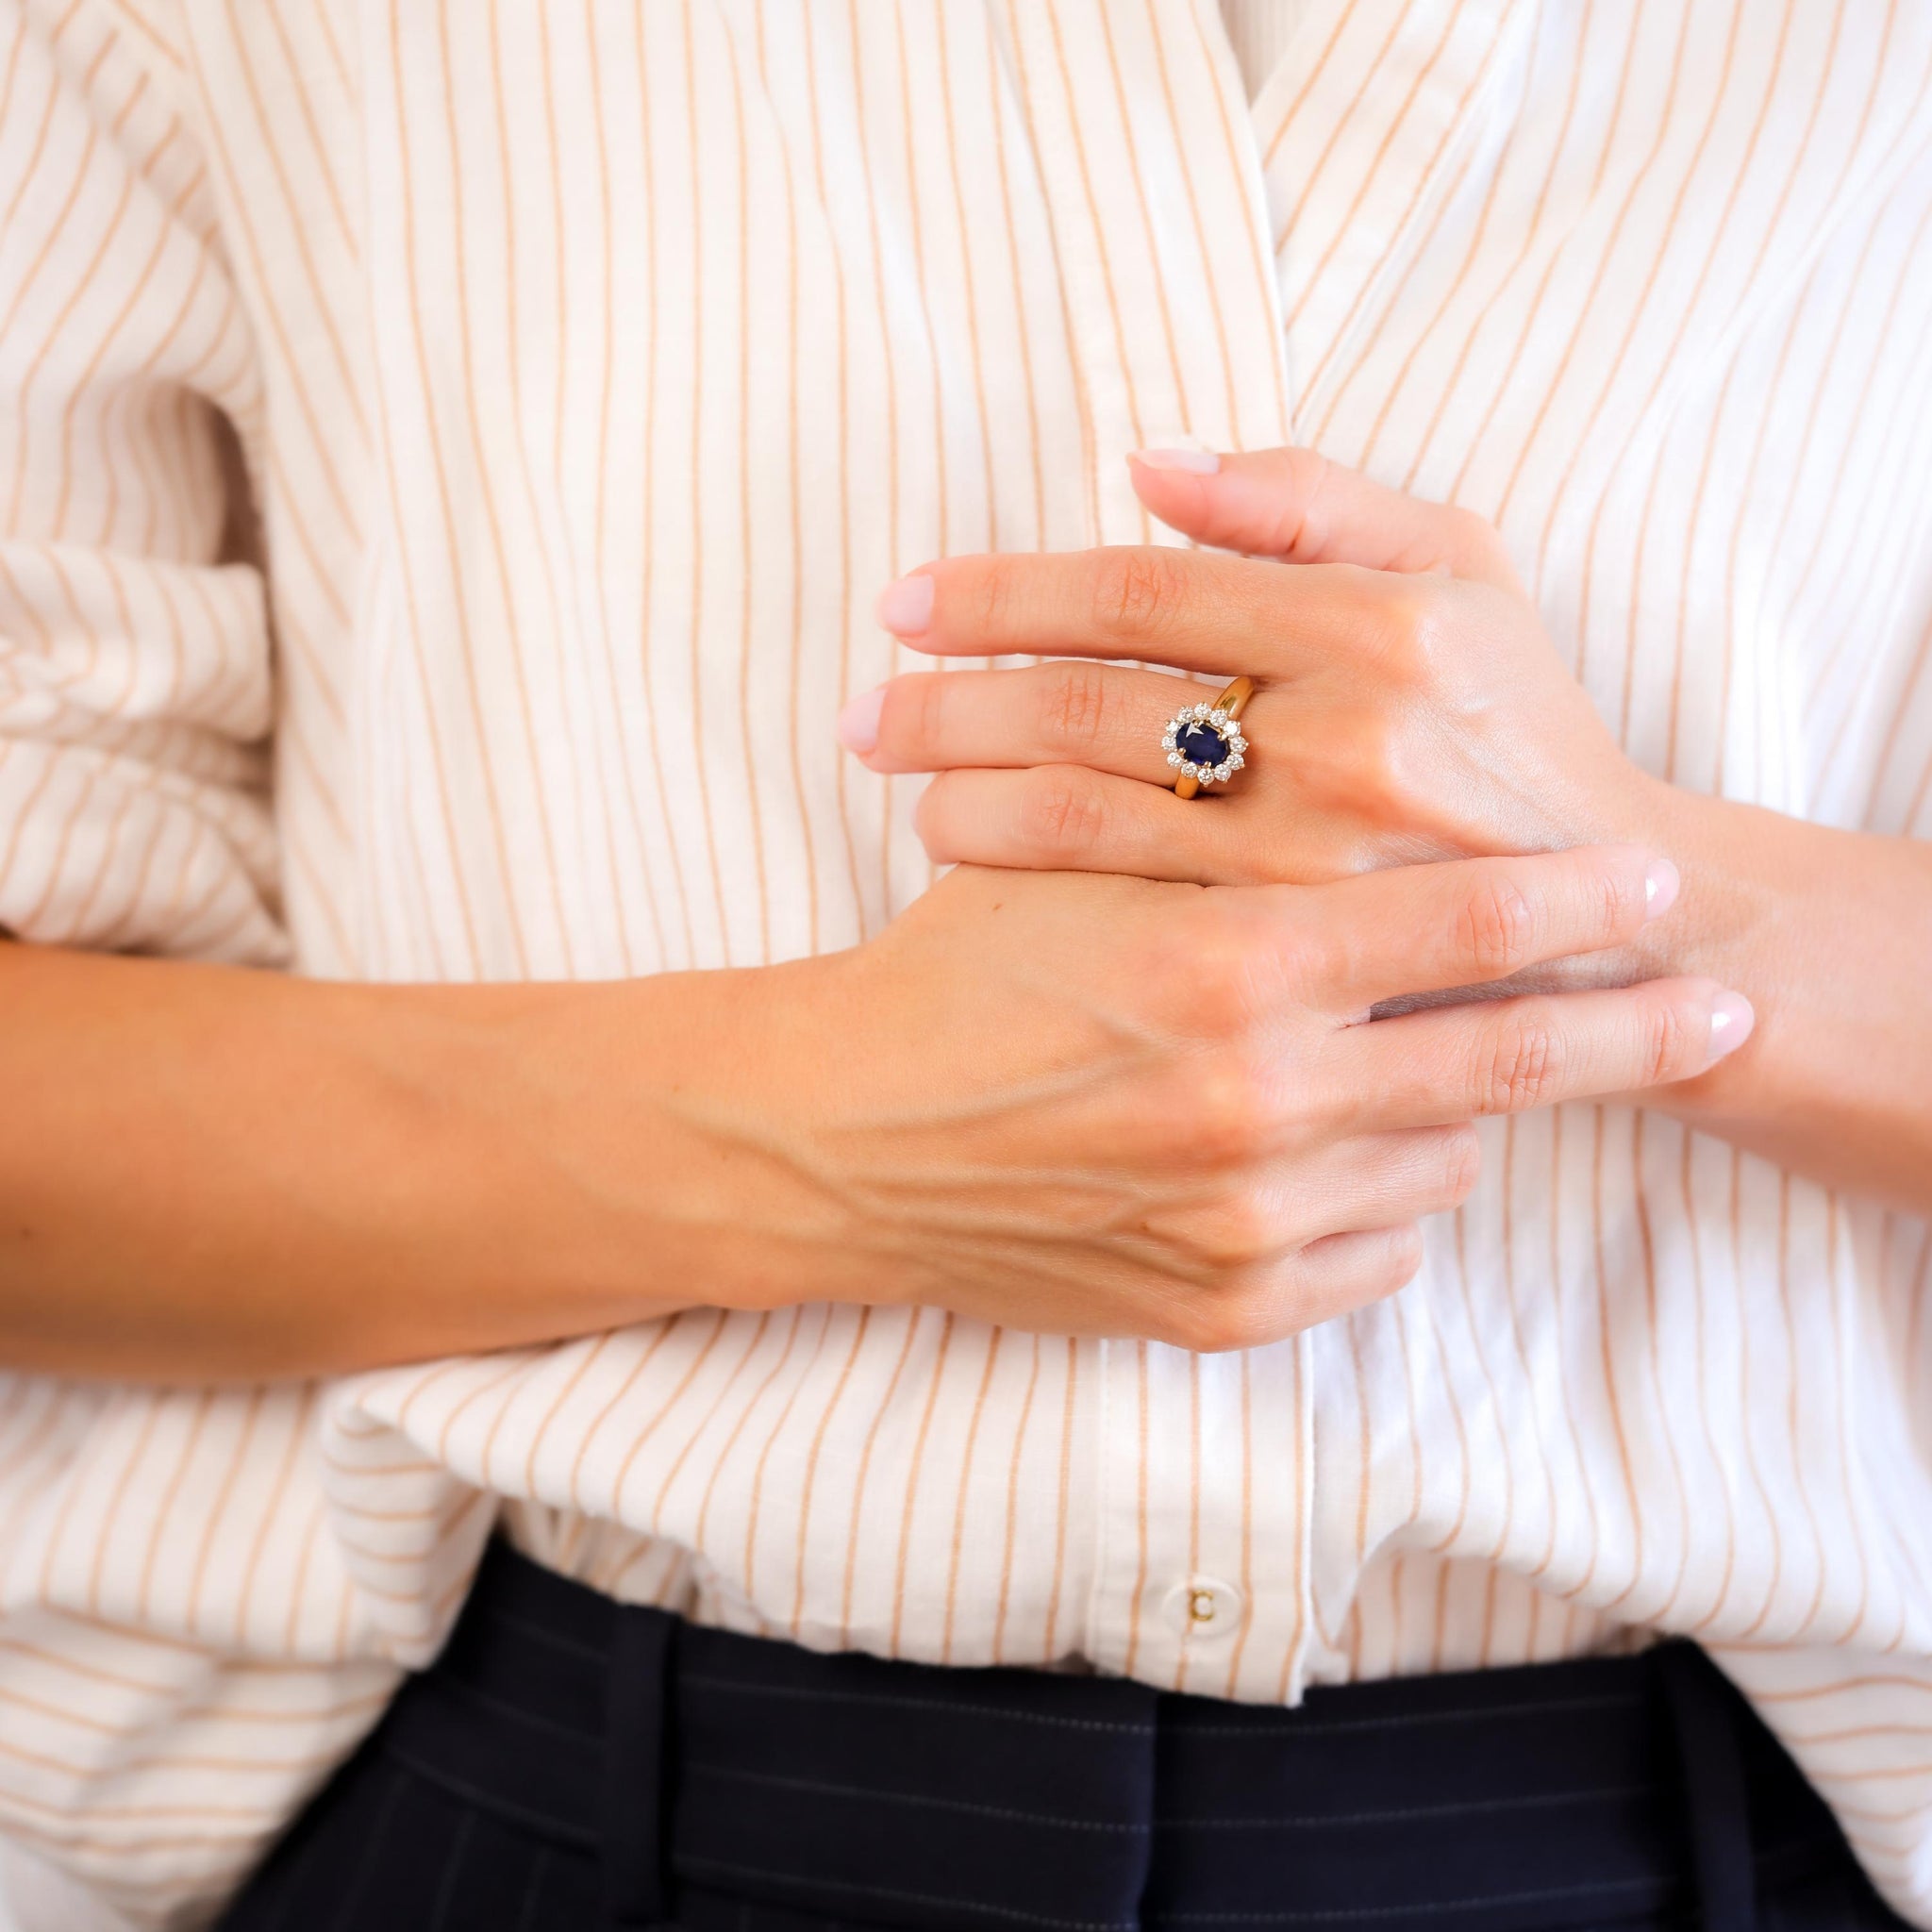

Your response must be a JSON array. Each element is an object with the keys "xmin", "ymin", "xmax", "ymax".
[{"xmin": 3, "ymin": 0, "xmax": 1932, "ymax": 1924}]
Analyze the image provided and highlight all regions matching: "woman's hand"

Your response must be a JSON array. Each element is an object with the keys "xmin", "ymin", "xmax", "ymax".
[
  {"xmin": 841, "ymin": 445, "xmax": 1657, "ymax": 887},
  {"xmin": 0, "ymin": 847, "xmax": 1747, "ymax": 1376},
  {"xmin": 748, "ymin": 850, "xmax": 1740, "ymax": 1352}
]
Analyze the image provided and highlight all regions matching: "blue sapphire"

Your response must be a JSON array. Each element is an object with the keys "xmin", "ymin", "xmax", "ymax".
[{"xmin": 1176, "ymin": 722, "xmax": 1225, "ymax": 768}]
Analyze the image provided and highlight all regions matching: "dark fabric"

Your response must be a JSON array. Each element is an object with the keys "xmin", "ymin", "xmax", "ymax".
[
  {"xmin": 601, "ymin": 1598, "xmax": 676, "ymax": 1927},
  {"xmin": 1657, "ymin": 1637, "xmax": 1757, "ymax": 1932},
  {"xmin": 217, "ymin": 1539, "xmax": 1910, "ymax": 1932}
]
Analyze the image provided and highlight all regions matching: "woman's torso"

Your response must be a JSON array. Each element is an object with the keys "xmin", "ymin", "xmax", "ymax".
[{"xmin": 4, "ymin": 2, "xmax": 1932, "ymax": 1923}]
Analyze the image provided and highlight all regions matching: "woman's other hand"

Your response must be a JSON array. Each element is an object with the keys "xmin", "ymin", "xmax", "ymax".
[{"xmin": 841, "ymin": 446, "xmax": 1657, "ymax": 887}]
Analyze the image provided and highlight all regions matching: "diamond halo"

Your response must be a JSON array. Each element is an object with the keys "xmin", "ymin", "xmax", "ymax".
[{"xmin": 1160, "ymin": 699, "xmax": 1248, "ymax": 789}]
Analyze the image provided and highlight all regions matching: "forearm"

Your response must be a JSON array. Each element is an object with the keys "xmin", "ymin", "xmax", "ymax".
[
  {"xmin": 1624, "ymin": 781, "xmax": 1932, "ymax": 1209},
  {"xmin": 0, "ymin": 942, "xmax": 854, "ymax": 1382}
]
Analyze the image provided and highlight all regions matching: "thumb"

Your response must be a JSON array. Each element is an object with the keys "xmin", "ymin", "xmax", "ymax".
[{"xmin": 1127, "ymin": 445, "xmax": 1523, "ymax": 591}]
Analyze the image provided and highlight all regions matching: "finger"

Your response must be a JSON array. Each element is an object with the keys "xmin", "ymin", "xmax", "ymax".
[
  {"xmin": 1270, "ymin": 845, "xmax": 1682, "ymax": 1009},
  {"xmin": 874, "ymin": 543, "xmax": 1366, "ymax": 677},
  {"xmin": 1168, "ymin": 1224, "xmax": 1424, "ymax": 1353},
  {"xmin": 915, "ymin": 765, "xmax": 1253, "ymax": 883},
  {"xmin": 1212, "ymin": 1127, "xmax": 1478, "ymax": 1251},
  {"xmin": 1291, "ymin": 1125, "xmax": 1482, "ymax": 1241},
  {"xmin": 1251, "ymin": 1225, "xmax": 1427, "ymax": 1341},
  {"xmin": 1333, "ymin": 976, "xmax": 1756, "ymax": 1133},
  {"xmin": 1286, "ymin": 1224, "xmax": 1427, "ymax": 1323},
  {"xmin": 846, "ymin": 663, "xmax": 1225, "ymax": 783},
  {"xmin": 1145, "ymin": 1127, "xmax": 1477, "ymax": 1273},
  {"xmin": 1127, "ymin": 445, "xmax": 1523, "ymax": 591}
]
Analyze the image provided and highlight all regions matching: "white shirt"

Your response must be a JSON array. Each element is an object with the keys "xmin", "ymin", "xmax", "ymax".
[{"xmin": 3, "ymin": 1, "xmax": 1932, "ymax": 1924}]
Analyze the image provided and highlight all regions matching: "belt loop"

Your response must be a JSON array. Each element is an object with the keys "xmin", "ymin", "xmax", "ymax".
[
  {"xmin": 600, "ymin": 1603, "xmax": 678, "ymax": 1931},
  {"xmin": 1657, "ymin": 1639, "xmax": 1757, "ymax": 1932}
]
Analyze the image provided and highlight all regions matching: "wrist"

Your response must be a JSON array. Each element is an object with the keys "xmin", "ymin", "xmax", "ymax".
[
  {"xmin": 1605, "ymin": 776, "xmax": 1786, "ymax": 1115},
  {"xmin": 478, "ymin": 955, "xmax": 878, "ymax": 1330},
  {"xmin": 1603, "ymin": 775, "xmax": 1932, "ymax": 1205},
  {"xmin": 1616, "ymin": 775, "xmax": 1771, "ymax": 988}
]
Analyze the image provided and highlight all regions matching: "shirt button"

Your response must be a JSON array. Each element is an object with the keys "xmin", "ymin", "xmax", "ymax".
[{"xmin": 1162, "ymin": 1575, "xmax": 1242, "ymax": 1640}]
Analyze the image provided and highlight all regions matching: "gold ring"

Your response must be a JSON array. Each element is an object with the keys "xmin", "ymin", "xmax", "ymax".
[{"xmin": 1165, "ymin": 676, "xmax": 1254, "ymax": 798}]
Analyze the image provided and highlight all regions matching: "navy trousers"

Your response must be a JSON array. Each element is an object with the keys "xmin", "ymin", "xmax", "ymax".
[{"xmin": 217, "ymin": 1539, "xmax": 1907, "ymax": 1932}]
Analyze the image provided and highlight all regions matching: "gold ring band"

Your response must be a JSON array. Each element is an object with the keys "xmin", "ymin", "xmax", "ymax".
[{"xmin": 1172, "ymin": 676, "xmax": 1255, "ymax": 799}]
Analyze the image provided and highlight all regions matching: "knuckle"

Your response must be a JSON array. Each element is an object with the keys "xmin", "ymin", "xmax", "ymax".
[
  {"xmin": 1042, "ymin": 661, "xmax": 1118, "ymax": 755},
  {"xmin": 1018, "ymin": 768, "xmax": 1108, "ymax": 856},
  {"xmin": 1147, "ymin": 1303, "xmax": 1197, "ymax": 1351},
  {"xmin": 1315, "ymin": 1226, "xmax": 1426, "ymax": 1317},
  {"xmin": 1300, "ymin": 707, "xmax": 1407, "ymax": 820},
  {"xmin": 1359, "ymin": 710, "xmax": 1410, "ymax": 796},
  {"xmin": 1274, "ymin": 449, "xmax": 1335, "ymax": 555},
  {"xmin": 1438, "ymin": 1125, "xmax": 1482, "ymax": 1204},
  {"xmin": 1444, "ymin": 504, "xmax": 1504, "ymax": 563},
  {"xmin": 1457, "ymin": 874, "xmax": 1538, "ymax": 979},
  {"xmin": 1358, "ymin": 585, "xmax": 1432, "ymax": 676},
  {"xmin": 1131, "ymin": 916, "xmax": 1244, "ymax": 1039},
  {"xmin": 1157, "ymin": 1297, "xmax": 1224, "ymax": 1354},
  {"xmin": 1379, "ymin": 1224, "xmax": 1426, "ymax": 1293},
  {"xmin": 1090, "ymin": 547, "xmax": 1186, "ymax": 643},
  {"xmin": 1171, "ymin": 1275, "xmax": 1286, "ymax": 1354},
  {"xmin": 1295, "ymin": 1224, "xmax": 1429, "ymax": 1325},
  {"xmin": 905, "ymin": 673, "xmax": 952, "ymax": 759},
  {"xmin": 1182, "ymin": 1066, "xmax": 1275, "ymax": 1168},
  {"xmin": 1406, "ymin": 602, "xmax": 1455, "ymax": 680},
  {"xmin": 1639, "ymin": 994, "xmax": 1700, "ymax": 1087},
  {"xmin": 961, "ymin": 560, "xmax": 1012, "ymax": 637},
  {"xmin": 911, "ymin": 771, "xmax": 960, "ymax": 858},
  {"xmin": 1195, "ymin": 1186, "xmax": 1287, "ymax": 1268},
  {"xmin": 1174, "ymin": 919, "xmax": 1268, "ymax": 1037},
  {"xmin": 1479, "ymin": 1011, "xmax": 1564, "ymax": 1114},
  {"xmin": 1607, "ymin": 860, "xmax": 1650, "ymax": 941},
  {"xmin": 1595, "ymin": 863, "xmax": 1633, "ymax": 943}
]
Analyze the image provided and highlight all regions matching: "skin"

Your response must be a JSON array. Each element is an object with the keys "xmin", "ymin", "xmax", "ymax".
[
  {"xmin": 847, "ymin": 445, "xmax": 1932, "ymax": 1215},
  {"xmin": 0, "ymin": 845, "xmax": 1743, "ymax": 1381}
]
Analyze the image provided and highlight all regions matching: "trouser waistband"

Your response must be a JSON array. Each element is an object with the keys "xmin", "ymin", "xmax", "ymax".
[{"xmin": 370, "ymin": 1537, "xmax": 1854, "ymax": 1932}]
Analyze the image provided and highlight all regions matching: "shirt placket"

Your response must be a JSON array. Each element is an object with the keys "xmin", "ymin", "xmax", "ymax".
[
  {"xmin": 1247, "ymin": 0, "xmax": 1524, "ymax": 429},
  {"xmin": 988, "ymin": 0, "xmax": 1310, "ymax": 1699}
]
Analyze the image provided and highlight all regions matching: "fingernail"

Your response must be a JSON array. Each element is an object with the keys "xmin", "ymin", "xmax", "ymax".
[
  {"xmin": 837, "ymin": 682, "xmax": 888, "ymax": 755},
  {"xmin": 875, "ymin": 574, "xmax": 935, "ymax": 637},
  {"xmin": 1129, "ymin": 446, "xmax": 1222, "ymax": 475},
  {"xmin": 1707, "ymin": 991, "xmax": 1755, "ymax": 1060},
  {"xmin": 1642, "ymin": 858, "xmax": 1680, "ymax": 922}
]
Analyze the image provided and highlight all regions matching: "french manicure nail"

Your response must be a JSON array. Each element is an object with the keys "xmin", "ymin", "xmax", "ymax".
[
  {"xmin": 1641, "ymin": 858, "xmax": 1680, "ymax": 922},
  {"xmin": 1130, "ymin": 446, "xmax": 1222, "ymax": 475},
  {"xmin": 875, "ymin": 574, "xmax": 935, "ymax": 637},
  {"xmin": 837, "ymin": 682, "xmax": 888, "ymax": 755},
  {"xmin": 1707, "ymin": 991, "xmax": 1756, "ymax": 1060}
]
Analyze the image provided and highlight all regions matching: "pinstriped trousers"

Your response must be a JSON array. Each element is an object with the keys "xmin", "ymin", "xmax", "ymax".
[{"xmin": 216, "ymin": 1541, "xmax": 1907, "ymax": 1932}]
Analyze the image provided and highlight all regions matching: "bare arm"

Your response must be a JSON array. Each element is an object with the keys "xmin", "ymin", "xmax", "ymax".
[
  {"xmin": 0, "ymin": 850, "xmax": 1752, "ymax": 1381},
  {"xmin": 0, "ymin": 941, "xmax": 796, "ymax": 1380}
]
